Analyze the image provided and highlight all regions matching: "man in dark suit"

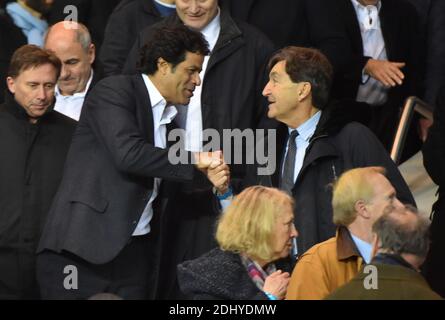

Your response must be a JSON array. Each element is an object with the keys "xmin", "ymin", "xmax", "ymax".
[
  {"xmin": 36, "ymin": 25, "xmax": 223, "ymax": 300},
  {"xmin": 244, "ymin": 46, "xmax": 414, "ymax": 257},
  {"xmin": 44, "ymin": 21, "xmax": 100, "ymax": 121},
  {"xmin": 304, "ymin": 0, "xmax": 421, "ymax": 152},
  {"xmin": 124, "ymin": 0, "xmax": 276, "ymax": 299},
  {"xmin": 422, "ymin": 87, "xmax": 445, "ymax": 297},
  {"xmin": 0, "ymin": 45, "xmax": 76, "ymax": 299},
  {"xmin": 219, "ymin": 0, "xmax": 307, "ymax": 48},
  {"xmin": 100, "ymin": 0, "xmax": 175, "ymax": 77}
]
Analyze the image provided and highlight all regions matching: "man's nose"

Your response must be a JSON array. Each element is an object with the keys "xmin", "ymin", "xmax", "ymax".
[
  {"xmin": 394, "ymin": 197, "xmax": 404, "ymax": 209},
  {"xmin": 291, "ymin": 224, "xmax": 298, "ymax": 238},
  {"xmin": 194, "ymin": 73, "xmax": 201, "ymax": 87},
  {"xmin": 262, "ymin": 81, "xmax": 271, "ymax": 97},
  {"xmin": 60, "ymin": 65, "xmax": 70, "ymax": 79},
  {"xmin": 189, "ymin": 1, "xmax": 199, "ymax": 14},
  {"xmin": 36, "ymin": 86, "xmax": 47, "ymax": 100}
]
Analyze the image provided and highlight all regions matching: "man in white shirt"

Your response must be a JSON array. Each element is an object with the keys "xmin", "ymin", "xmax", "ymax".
[
  {"xmin": 123, "ymin": 0, "xmax": 276, "ymax": 299},
  {"xmin": 304, "ymin": 0, "xmax": 421, "ymax": 153},
  {"xmin": 255, "ymin": 46, "xmax": 414, "ymax": 260},
  {"xmin": 44, "ymin": 21, "xmax": 95, "ymax": 121},
  {"xmin": 37, "ymin": 24, "xmax": 227, "ymax": 300}
]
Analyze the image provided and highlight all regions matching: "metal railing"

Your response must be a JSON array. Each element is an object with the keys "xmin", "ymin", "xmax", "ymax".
[{"xmin": 390, "ymin": 96, "xmax": 433, "ymax": 165}]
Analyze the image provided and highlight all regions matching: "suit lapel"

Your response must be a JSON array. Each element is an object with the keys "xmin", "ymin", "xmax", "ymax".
[
  {"xmin": 340, "ymin": 0, "xmax": 364, "ymax": 54},
  {"xmin": 379, "ymin": 0, "xmax": 398, "ymax": 59},
  {"xmin": 296, "ymin": 137, "xmax": 339, "ymax": 186},
  {"xmin": 133, "ymin": 74, "xmax": 154, "ymax": 144}
]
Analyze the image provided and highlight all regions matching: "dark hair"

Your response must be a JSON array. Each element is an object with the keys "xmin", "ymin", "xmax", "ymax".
[
  {"xmin": 138, "ymin": 25, "xmax": 210, "ymax": 75},
  {"xmin": 268, "ymin": 46, "xmax": 333, "ymax": 110},
  {"xmin": 372, "ymin": 205, "xmax": 431, "ymax": 259},
  {"xmin": 8, "ymin": 45, "xmax": 62, "ymax": 79}
]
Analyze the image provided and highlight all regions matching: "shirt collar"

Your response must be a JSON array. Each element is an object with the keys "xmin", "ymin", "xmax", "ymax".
[
  {"xmin": 350, "ymin": 233, "xmax": 373, "ymax": 263},
  {"xmin": 153, "ymin": 0, "xmax": 175, "ymax": 9},
  {"xmin": 55, "ymin": 70, "xmax": 94, "ymax": 99},
  {"xmin": 351, "ymin": 0, "xmax": 382, "ymax": 11},
  {"xmin": 200, "ymin": 7, "xmax": 221, "ymax": 51},
  {"xmin": 351, "ymin": 0, "xmax": 382, "ymax": 31},
  {"xmin": 336, "ymin": 226, "xmax": 363, "ymax": 264},
  {"xmin": 288, "ymin": 111, "xmax": 321, "ymax": 142},
  {"xmin": 141, "ymin": 74, "xmax": 177, "ymax": 125}
]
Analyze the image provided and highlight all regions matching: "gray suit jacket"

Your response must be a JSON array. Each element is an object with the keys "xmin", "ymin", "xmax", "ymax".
[{"xmin": 38, "ymin": 74, "xmax": 195, "ymax": 264}]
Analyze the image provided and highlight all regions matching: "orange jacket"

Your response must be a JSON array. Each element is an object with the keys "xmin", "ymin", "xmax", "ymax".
[{"xmin": 286, "ymin": 227, "xmax": 364, "ymax": 300}]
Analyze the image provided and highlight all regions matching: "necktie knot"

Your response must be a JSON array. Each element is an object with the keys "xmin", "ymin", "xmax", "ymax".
[{"xmin": 289, "ymin": 130, "xmax": 299, "ymax": 141}]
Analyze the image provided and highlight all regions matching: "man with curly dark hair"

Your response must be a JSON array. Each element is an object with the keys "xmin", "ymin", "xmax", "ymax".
[{"xmin": 36, "ymin": 25, "xmax": 226, "ymax": 300}]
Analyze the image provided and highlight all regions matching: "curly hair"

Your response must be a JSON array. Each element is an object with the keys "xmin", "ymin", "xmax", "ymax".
[{"xmin": 138, "ymin": 24, "xmax": 210, "ymax": 75}]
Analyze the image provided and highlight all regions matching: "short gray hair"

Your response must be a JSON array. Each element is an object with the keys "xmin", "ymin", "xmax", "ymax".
[
  {"xmin": 372, "ymin": 205, "xmax": 430, "ymax": 258},
  {"xmin": 74, "ymin": 23, "xmax": 92, "ymax": 52}
]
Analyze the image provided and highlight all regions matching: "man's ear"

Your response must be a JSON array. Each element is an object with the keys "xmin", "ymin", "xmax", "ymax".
[
  {"xmin": 157, "ymin": 57, "xmax": 170, "ymax": 76},
  {"xmin": 298, "ymin": 82, "xmax": 312, "ymax": 101},
  {"xmin": 6, "ymin": 77, "xmax": 16, "ymax": 94},
  {"xmin": 354, "ymin": 199, "xmax": 371, "ymax": 219},
  {"xmin": 88, "ymin": 43, "xmax": 96, "ymax": 65}
]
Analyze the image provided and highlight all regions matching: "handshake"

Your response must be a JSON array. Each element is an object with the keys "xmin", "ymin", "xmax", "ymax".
[{"xmin": 193, "ymin": 151, "xmax": 230, "ymax": 195}]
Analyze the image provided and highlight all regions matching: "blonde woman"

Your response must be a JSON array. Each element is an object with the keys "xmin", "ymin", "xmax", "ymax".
[{"xmin": 177, "ymin": 186, "xmax": 298, "ymax": 300}]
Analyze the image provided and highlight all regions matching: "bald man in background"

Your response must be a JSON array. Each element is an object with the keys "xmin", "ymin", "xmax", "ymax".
[{"xmin": 44, "ymin": 21, "xmax": 101, "ymax": 121}]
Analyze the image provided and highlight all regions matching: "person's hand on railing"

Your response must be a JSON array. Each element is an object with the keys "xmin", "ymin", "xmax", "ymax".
[
  {"xmin": 418, "ymin": 117, "xmax": 433, "ymax": 142},
  {"xmin": 364, "ymin": 59, "xmax": 405, "ymax": 87}
]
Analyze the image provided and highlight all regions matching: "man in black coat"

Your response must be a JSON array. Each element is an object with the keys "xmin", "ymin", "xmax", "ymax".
[
  {"xmin": 0, "ymin": 45, "xmax": 76, "ymax": 299},
  {"xmin": 36, "ymin": 25, "xmax": 224, "ymax": 300},
  {"xmin": 249, "ymin": 46, "xmax": 414, "ymax": 256},
  {"xmin": 304, "ymin": 0, "xmax": 421, "ymax": 152},
  {"xmin": 123, "ymin": 0, "xmax": 276, "ymax": 299},
  {"xmin": 219, "ymin": 0, "xmax": 307, "ymax": 48},
  {"xmin": 422, "ymin": 86, "xmax": 445, "ymax": 298},
  {"xmin": 100, "ymin": 0, "xmax": 175, "ymax": 77}
]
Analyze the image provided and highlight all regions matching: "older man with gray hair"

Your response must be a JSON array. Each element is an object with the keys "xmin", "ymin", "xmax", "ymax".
[
  {"xmin": 286, "ymin": 166, "xmax": 406, "ymax": 300},
  {"xmin": 44, "ymin": 21, "xmax": 99, "ymax": 121},
  {"xmin": 327, "ymin": 205, "xmax": 442, "ymax": 300}
]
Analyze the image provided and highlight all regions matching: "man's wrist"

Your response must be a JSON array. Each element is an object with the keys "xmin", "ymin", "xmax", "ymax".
[{"xmin": 213, "ymin": 186, "xmax": 233, "ymax": 200}]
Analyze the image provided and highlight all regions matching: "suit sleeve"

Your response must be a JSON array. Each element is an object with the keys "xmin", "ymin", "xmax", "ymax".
[
  {"xmin": 304, "ymin": 0, "xmax": 356, "ymax": 76},
  {"xmin": 122, "ymin": 29, "xmax": 144, "ymax": 75},
  {"xmin": 82, "ymin": 77, "xmax": 195, "ymax": 181},
  {"xmin": 99, "ymin": 7, "xmax": 135, "ymax": 76},
  {"xmin": 346, "ymin": 123, "xmax": 415, "ymax": 206},
  {"xmin": 423, "ymin": 87, "xmax": 445, "ymax": 186}
]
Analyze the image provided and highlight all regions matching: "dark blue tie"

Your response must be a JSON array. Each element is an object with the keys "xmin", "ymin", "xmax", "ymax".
[{"xmin": 280, "ymin": 130, "xmax": 298, "ymax": 194}]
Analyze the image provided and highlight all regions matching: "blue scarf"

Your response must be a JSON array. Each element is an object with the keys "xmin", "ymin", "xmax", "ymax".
[{"xmin": 6, "ymin": 2, "xmax": 47, "ymax": 46}]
